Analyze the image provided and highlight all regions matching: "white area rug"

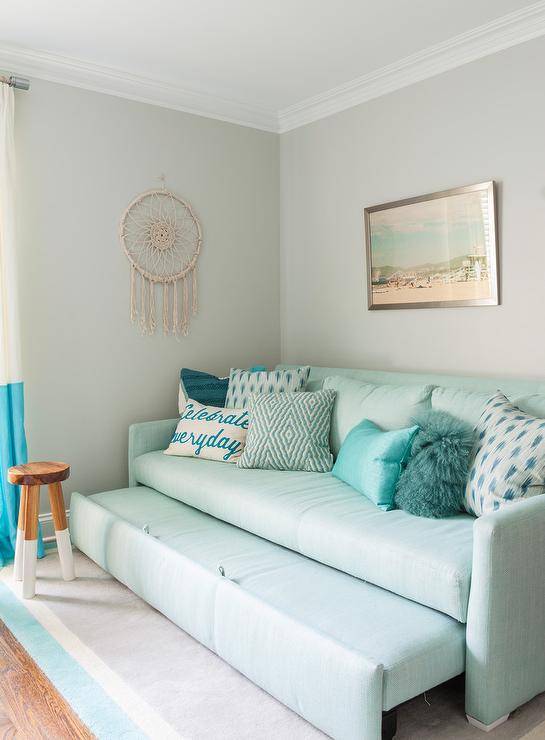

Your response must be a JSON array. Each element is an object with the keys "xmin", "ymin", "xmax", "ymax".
[{"xmin": 2, "ymin": 550, "xmax": 545, "ymax": 739}]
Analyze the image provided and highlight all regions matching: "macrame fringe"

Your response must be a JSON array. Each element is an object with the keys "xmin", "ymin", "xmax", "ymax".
[
  {"xmin": 148, "ymin": 280, "xmax": 156, "ymax": 334},
  {"xmin": 162, "ymin": 282, "xmax": 169, "ymax": 335},
  {"xmin": 192, "ymin": 266, "xmax": 198, "ymax": 316},
  {"xmin": 172, "ymin": 279, "xmax": 178, "ymax": 334},
  {"xmin": 181, "ymin": 277, "xmax": 189, "ymax": 336},
  {"xmin": 131, "ymin": 267, "xmax": 198, "ymax": 337},
  {"xmin": 140, "ymin": 272, "xmax": 147, "ymax": 334},
  {"xmin": 130, "ymin": 265, "xmax": 137, "ymax": 322}
]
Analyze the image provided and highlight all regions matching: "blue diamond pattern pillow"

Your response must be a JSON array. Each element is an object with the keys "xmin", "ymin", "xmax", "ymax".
[
  {"xmin": 464, "ymin": 392, "xmax": 545, "ymax": 516},
  {"xmin": 225, "ymin": 366, "xmax": 310, "ymax": 409},
  {"xmin": 237, "ymin": 390, "xmax": 335, "ymax": 472}
]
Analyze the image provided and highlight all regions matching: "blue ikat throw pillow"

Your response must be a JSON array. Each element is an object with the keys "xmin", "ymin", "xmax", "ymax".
[
  {"xmin": 464, "ymin": 392, "xmax": 545, "ymax": 516},
  {"xmin": 225, "ymin": 366, "xmax": 310, "ymax": 409}
]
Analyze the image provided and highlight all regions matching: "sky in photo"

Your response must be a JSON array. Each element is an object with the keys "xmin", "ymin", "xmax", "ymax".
[{"xmin": 369, "ymin": 191, "xmax": 489, "ymax": 268}]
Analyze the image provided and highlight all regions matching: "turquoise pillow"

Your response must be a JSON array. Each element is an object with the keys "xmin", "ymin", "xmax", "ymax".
[{"xmin": 332, "ymin": 419, "xmax": 418, "ymax": 510}]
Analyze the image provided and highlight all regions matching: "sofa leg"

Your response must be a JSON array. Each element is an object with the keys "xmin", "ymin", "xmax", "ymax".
[
  {"xmin": 382, "ymin": 708, "xmax": 397, "ymax": 739},
  {"xmin": 466, "ymin": 714, "xmax": 510, "ymax": 732}
]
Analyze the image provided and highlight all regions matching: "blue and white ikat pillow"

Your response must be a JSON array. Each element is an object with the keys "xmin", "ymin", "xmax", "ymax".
[
  {"xmin": 464, "ymin": 392, "xmax": 545, "ymax": 516},
  {"xmin": 225, "ymin": 366, "xmax": 310, "ymax": 409}
]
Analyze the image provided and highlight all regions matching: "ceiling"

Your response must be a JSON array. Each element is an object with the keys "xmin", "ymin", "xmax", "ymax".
[{"xmin": 1, "ymin": 0, "xmax": 544, "ymax": 131}]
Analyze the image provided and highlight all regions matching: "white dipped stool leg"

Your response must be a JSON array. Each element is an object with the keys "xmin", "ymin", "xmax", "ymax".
[
  {"xmin": 14, "ymin": 529, "xmax": 24, "ymax": 581},
  {"xmin": 48, "ymin": 482, "xmax": 75, "ymax": 581},
  {"xmin": 13, "ymin": 485, "xmax": 28, "ymax": 582},
  {"xmin": 55, "ymin": 528, "xmax": 75, "ymax": 581},
  {"xmin": 22, "ymin": 539, "xmax": 38, "ymax": 598},
  {"xmin": 22, "ymin": 485, "xmax": 40, "ymax": 599}
]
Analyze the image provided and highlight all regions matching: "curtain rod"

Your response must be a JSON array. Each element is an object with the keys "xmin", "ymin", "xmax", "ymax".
[{"xmin": 0, "ymin": 75, "xmax": 30, "ymax": 91}]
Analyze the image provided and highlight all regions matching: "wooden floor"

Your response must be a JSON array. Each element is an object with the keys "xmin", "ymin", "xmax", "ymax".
[{"xmin": 0, "ymin": 620, "xmax": 93, "ymax": 739}]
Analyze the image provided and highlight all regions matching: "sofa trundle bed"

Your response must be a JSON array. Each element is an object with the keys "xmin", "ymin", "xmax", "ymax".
[{"xmin": 70, "ymin": 365, "xmax": 545, "ymax": 740}]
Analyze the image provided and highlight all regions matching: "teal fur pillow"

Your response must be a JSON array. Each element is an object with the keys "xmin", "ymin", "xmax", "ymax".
[{"xmin": 395, "ymin": 410, "xmax": 473, "ymax": 518}]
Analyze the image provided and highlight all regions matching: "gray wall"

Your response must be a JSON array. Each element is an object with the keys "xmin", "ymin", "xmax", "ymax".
[
  {"xmin": 14, "ymin": 38, "xmax": 545, "ymax": 514},
  {"xmin": 280, "ymin": 37, "xmax": 545, "ymax": 378},
  {"xmin": 15, "ymin": 79, "xmax": 280, "ymax": 510}
]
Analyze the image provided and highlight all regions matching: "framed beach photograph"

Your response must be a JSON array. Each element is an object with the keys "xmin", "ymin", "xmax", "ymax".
[{"xmin": 364, "ymin": 181, "xmax": 499, "ymax": 310}]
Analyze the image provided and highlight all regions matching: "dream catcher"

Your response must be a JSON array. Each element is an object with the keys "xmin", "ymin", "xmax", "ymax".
[{"xmin": 119, "ymin": 183, "xmax": 202, "ymax": 336}]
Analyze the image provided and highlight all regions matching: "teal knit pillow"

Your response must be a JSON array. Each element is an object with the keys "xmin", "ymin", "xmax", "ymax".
[
  {"xmin": 395, "ymin": 410, "xmax": 473, "ymax": 518},
  {"xmin": 332, "ymin": 419, "xmax": 418, "ymax": 510},
  {"xmin": 237, "ymin": 390, "xmax": 335, "ymax": 472}
]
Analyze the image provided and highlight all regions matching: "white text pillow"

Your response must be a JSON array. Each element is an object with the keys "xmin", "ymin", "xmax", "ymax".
[{"xmin": 165, "ymin": 400, "xmax": 249, "ymax": 463}]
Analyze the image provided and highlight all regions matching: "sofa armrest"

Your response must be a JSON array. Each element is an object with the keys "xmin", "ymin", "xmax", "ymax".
[
  {"xmin": 128, "ymin": 418, "xmax": 178, "ymax": 487},
  {"xmin": 465, "ymin": 495, "xmax": 545, "ymax": 726}
]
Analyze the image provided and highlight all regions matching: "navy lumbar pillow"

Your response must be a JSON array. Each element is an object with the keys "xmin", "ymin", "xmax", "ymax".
[
  {"xmin": 179, "ymin": 369, "xmax": 229, "ymax": 411},
  {"xmin": 395, "ymin": 410, "xmax": 473, "ymax": 518},
  {"xmin": 179, "ymin": 366, "xmax": 267, "ymax": 412}
]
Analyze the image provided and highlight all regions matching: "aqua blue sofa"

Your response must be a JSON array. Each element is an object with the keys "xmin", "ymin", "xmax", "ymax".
[{"xmin": 70, "ymin": 366, "xmax": 545, "ymax": 739}]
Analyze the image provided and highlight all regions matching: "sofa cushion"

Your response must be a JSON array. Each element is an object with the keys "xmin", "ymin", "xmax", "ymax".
[
  {"xmin": 513, "ymin": 394, "xmax": 545, "ymax": 418},
  {"xmin": 132, "ymin": 452, "xmax": 474, "ymax": 621},
  {"xmin": 432, "ymin": 387, "xmax": 545, "ymax": 430},
  {"xmin": 322, "ymin": 376, "xmax": 433, "ymax": 455},
  {"xmin": 71, "ymin": 486, "xmax": 466, "ymax": 721},
  {"xmin": 431, "ymin": 387, "xmax": 492, "ymax": 427}
]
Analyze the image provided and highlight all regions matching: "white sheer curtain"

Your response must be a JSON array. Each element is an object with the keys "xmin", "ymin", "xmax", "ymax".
[
  {"xmin": 0, "ymin": 83, "xmax": 21, "ymax": 386},
  {"xmin": 0, "ymin": 82, "xmax": 32, "ymax": 565}
]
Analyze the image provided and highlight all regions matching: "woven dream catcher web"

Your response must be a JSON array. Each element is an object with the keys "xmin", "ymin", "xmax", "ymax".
[{"xmin": 119, "ymin": 184, "xmax": 202, "ymax": 336}]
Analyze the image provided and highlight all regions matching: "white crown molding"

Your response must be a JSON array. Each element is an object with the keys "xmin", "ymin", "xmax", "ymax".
[
  {"xmin": 277, "ymin": 1, "xmax": 545, "ymax": 133},
  {"xmin": 1, "ymin": 2, "xmax": 545, "ymax": 134},
  {"xmin": 0, "ymin": 42, "xmax": 278, "ymax": 133}
]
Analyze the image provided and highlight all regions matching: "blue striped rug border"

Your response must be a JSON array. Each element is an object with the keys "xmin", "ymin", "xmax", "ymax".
[{"xmin": 0, "ymin": 580, "xmax": 144, "ymax": 738}]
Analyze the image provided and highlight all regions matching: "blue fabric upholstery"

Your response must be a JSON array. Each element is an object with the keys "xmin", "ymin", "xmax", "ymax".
[
  {"xmin": 70, "ymin": 486, "xmax": 465, "ymax": 739},
  {"xmin": 131, "ymin": 451, "xmax": 474, "ymax": 620},
  {"xmin": 124, "ymin": 362, "xmax": 545, "ymax": 730},
  {"xmin": 466, "ymin": 495, "xmax": 545, "ymax": 726}
]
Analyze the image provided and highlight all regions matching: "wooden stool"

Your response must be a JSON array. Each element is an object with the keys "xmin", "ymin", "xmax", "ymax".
[{"xmin": 8, "ymin": 462, "xmax": 75, "ymax": 598}]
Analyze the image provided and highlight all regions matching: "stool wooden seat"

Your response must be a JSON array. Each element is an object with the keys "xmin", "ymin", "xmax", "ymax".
[{"xmin": 8, "ymin": 462, "xmax": 75, "ymax": 599}]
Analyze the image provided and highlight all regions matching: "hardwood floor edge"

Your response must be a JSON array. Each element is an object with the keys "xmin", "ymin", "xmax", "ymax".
[{"xmin": 0, "ymin": 619, "xmax": 94, "ymax": 739}]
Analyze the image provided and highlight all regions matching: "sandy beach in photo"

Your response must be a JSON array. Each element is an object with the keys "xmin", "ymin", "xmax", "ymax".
[{"xmin": 373, "ymin": 280, "xmax": 492, "ymax": 304}]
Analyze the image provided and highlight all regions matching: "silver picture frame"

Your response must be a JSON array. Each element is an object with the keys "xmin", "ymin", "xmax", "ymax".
[{"xmin": 364, "ymin": 181, "xmax": 499, "ymax": 310}]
